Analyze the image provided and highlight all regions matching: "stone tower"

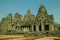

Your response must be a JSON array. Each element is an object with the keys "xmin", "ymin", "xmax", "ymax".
[
  {"xmin": 49, "ymin": 15, "xmax": 54, "ymax": 31},
  {"xmin": 6, "ymin": 13, "xmax": 12, "ymax": 31},
  {"xmin": 22, "ymin": 9, "xmax": 32, "ymax": 32},
  {"xmin": 22, "ymin": 9, "xmax": 35, "ymax": 32},
  {"xmin": 13, "ymin": 12, "xmax": 22, "ymax": 32},
  {"xmin": 36, "ymin": 5, "xmax": 54, "ymax": 32},
  {"xmin": 1, "ymin": 18, "xmax": 7, "ymax": 33}
]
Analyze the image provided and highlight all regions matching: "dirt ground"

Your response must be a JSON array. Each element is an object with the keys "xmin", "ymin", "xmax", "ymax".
[{"xmin": 0, "ymin": 35, "xmax": 60, "ymax": 40}]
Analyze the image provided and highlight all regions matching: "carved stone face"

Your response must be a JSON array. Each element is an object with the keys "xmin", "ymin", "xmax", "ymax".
[{"xmin": 40, "ymin": 8, "xmax": 46, "ymax": 13}]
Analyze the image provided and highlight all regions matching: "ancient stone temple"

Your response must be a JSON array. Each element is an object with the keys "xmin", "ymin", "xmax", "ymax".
[
  {"xmin": 0, "ymin": 5, "xmax": 55, "ymax": 33},
  {"xmin": 35, "ymin": 5, "xmax": 54, "ymax": 32}
]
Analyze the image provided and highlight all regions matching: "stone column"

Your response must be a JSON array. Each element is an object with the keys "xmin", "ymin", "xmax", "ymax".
[
  {"xmin": 29, "ymin": 26, "xmax": 31, "ymax": 32},
  {"xmin": 36, "ymin": 25, "xmax": 39, "ymax": 32},
  {"xmin": 20, "ymin": 26, "xmax": 21, "ymax": 32},
  {"xmin": 41, "ymin": 22, "xmax": 44, "ymax": 32},
  {"xmin": 31, "ymin": 25, "xmax": 34, "ymax": 32},
  {"xmin": 51, "ymin": 24, "xmax": 54, "ymax": 31}
]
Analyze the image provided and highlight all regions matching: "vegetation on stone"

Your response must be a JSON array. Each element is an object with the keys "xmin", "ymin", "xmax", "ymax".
[{"xmin": 0, "ymin": 5, "xmax": 60, "ymax": 35}]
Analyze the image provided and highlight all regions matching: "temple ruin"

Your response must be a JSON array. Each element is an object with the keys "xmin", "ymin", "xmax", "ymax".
[{"xmin": 0, "ymin": 5, "xmax": 55, "ymax": 33}]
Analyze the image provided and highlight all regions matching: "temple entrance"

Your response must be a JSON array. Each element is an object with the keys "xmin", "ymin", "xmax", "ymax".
[
  {"xmin": 45, "ymin": 25, "xmax": 49, "ymax": 31},
  {"xmin": 16, "ymin": 26, "xmax": 19, "ymax": 29},
  {"xmin": 21, "ymin": 25, "xmax": 31, "ymax": 32},
  {"xmin": 34, "ymin": 26, "xmax": 36, "ymax": 31},
  {"xmin": 39, "ymin": 25, "xmax": 41, "ymax": 31}
]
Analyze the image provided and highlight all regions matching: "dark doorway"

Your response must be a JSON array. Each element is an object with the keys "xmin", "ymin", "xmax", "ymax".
[
  {"xmin": 39, "ymin": 25, "xmax": 41, "ymax": 31},
  {"xmin": 34, "ymin": 26, "xmax": 36, "ymax": 31},
  {"xmin": 45, "ymin": 25, "xmax": 49, "ymax": 31},
  {"xmin": 21, "ymin": 25, "xmax": 31, "ymax": 32},
  {"xmin": 12, "ymin": 24, "xmax": 14, "ymax": 28},
  {"xmin": 16, "ymin": 26, "xmax": 19, "ymax": 29}
]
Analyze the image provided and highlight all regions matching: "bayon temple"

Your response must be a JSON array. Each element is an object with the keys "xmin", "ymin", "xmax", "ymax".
[{"xmin": 0, "ymin": 5, "xmax": 58, "ymax": 34}]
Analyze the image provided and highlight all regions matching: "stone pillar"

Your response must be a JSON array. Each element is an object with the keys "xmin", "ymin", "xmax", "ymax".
[
  {"xmin": 31, "ymin": 25, "xmax": 34, "ymax": 32},
  {"xmin": 41, "ymin": 22, "xmax": 44, "ymax": 32},
  {"xmin": 49, "ymin": 23, "xmax": 51, "ymax": 31},
  {"xmin": 51, "ymin": 24, "xmax": 54, "ymax": 31},
  {"xmin": 19, "ymin": 26, "xmax": 21, "ymax": 32},
  {"xmin": 36, "ymin": 25, "xmax": 39, "ymax": 32},
  {"xmin": 29, "ymin": 26, "xmax": 31, "ymax": 32},
  {"xmin": 49, "ymin": 23, "xmax": 54, "ymax": 32}
]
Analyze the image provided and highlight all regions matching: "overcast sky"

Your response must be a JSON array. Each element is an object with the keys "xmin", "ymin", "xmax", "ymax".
[{"xmin": 0, "ymin": 0, "xmax": 60, "ymax": 24}]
